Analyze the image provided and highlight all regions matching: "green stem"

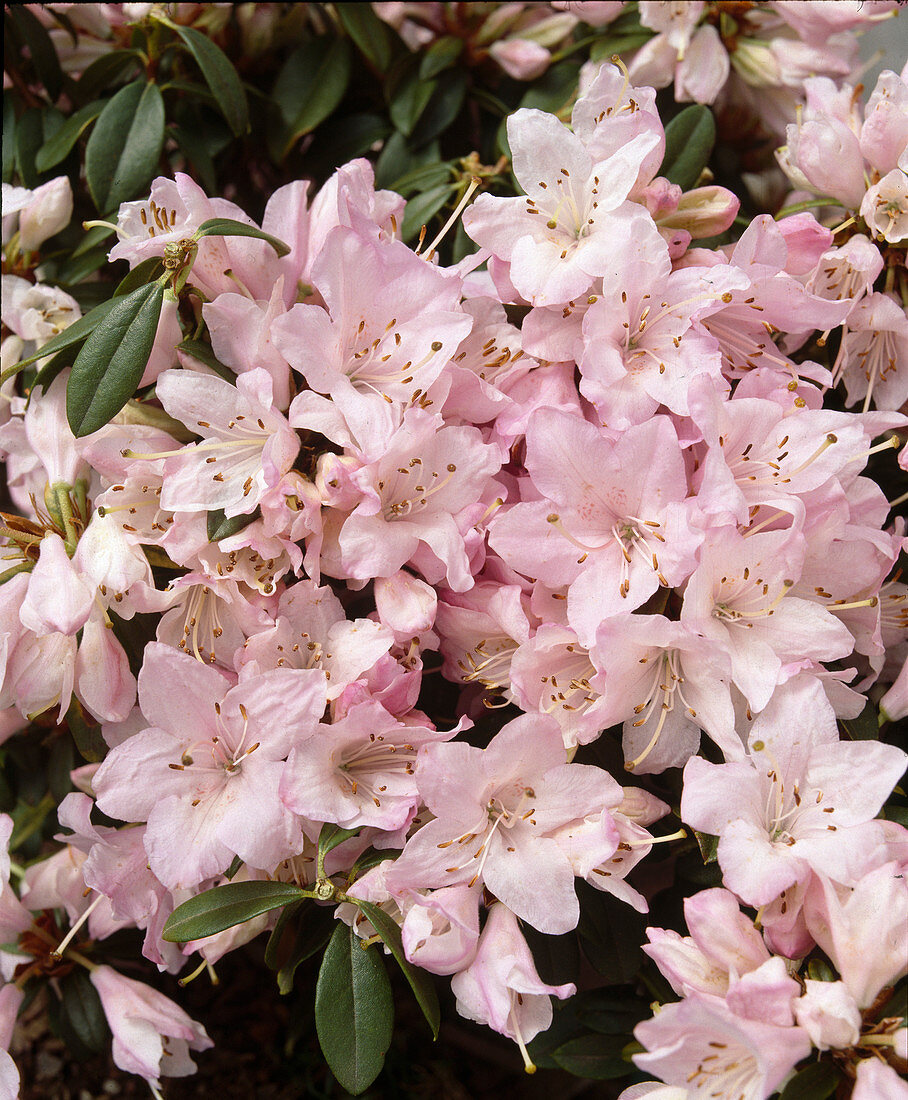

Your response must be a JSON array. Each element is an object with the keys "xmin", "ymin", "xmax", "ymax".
[{"xmin": 774, "ymin": 197, "xmax": 842, "ymax": 219}]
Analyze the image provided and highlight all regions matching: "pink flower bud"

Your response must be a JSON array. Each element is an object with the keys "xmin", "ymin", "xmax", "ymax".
[{"xmin": 17, "ymin": 176, "xmax": 73, "ymax": 252}]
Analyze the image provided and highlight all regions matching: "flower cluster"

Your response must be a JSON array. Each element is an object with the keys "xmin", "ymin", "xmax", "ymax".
[{"xmin": 2, "ymin": 33, "xmax": 907, "ymax": 1100}]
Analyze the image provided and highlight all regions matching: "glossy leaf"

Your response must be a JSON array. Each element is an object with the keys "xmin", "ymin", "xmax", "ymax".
[
  {"xmin": 777, "ymin": 1062, "xmax": 841, "ymax": 1100},
  {"xmin": 315, "ymin": 923, "xmax": 394, "ymax": 1095},
  {"xmin": 420, "ymin": 36, "xmax": 463, "ymax": 80},
  {"xmin": 318, "ymin": 822, "xmax": 363, "ymax": 860},
  {"xmin": 265, "ymin": 900, "xmax": 335, "ymax": 995},
  {"xmin": 388, "ymin": 65, "xmax": 437, "ymax": 137},
  {"xmin": 115, "ymin": 256, "xmax": 166, "ymax": 297},
  {"xmin": 264, "ymin": 899, "xmax": 305, "ymax": 969},
  {"xmin": 177, "ymin": 338, "xmax": 235, "ymax": 382},
  {"xmin": 410, "ymin": 68, "xmax": 468, "ymax": 147},
  {"xmin": 15, "ymin": 297, "xmax": 119, "ymax": 370},
  {"xmin": 355, "ymin": 899, "xmax": 441, "ymax": 1038},
  {"xmin": 6, "ymin": 5, "xmax": 64, "ymax": 102},
  {"xmin": 401, "ymin": 182, "xmax": 456, "ymax": 244},
  {"xmin": 162, "ymin": 881, "xmax": 308, "ymax": 943},
  {"xmin": 660, "ymin": 104, "xmax": 716, "ymax": 191},
  {"xmin": 195, "ymin": 218, "xmax": 291, "ymax": 257},
  {"xmin": 695, "ymin": 830, "xmax": 719, "ymax": 863},
  {"xmin": 170, "ymin": 23, "xmax": 249, "ymax": 136},
  {"xmin": 14, "ymin": 107, "xmax": 44, "ymax": 189},
  {"xmin": 53, "ymin": 969, "xmax": 110, "ymax": 1060},
  {"xmin": 73, "ymin": 49, "xmax": 142, "ymax": 103},
  {"xmin": 35, "ymin": 100, "xmax": 106, "ymax": 172},
  {"xmin": 207, "ymin": 507, "xmax": 258, "ymax": 543},
  {"xmin": 272, "ymin": 38, "xmax": 353, "ymax": 159},
  {"xmin": 335, "ymin": 3, "xmax": 393, "ymax": 73},
  {"xmin": 85, "ymin": 81, "xmax": 165, "ymax": 213},
  {"xmin": 66, "ymin": 281, "xmax": 165, "ymax": 437},
  {"xmin": 551, "ymin": 1034, "xmax": 633, "ymax": 1079}
]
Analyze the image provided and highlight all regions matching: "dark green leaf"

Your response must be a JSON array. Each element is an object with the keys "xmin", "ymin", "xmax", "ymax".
[
  {"xmin": 48, "ymin": 735, "xmax": 76, "ymax": 803},
  {"xmin": 85, "ymin": 81, "xmax": 165, "ymax": 213},
  {"xmin": 115, "ymin": 256, "xmax": 166, "ymax": 297},
  {"xmin": 589, "ymin": 30, "xmax": 655, "ymax": 61},
  {"xmin": 265, "ymin": 900, "xmax": 336, "ymax": 994},
  {"xmin": 519, "ymin": 60, "xmax": 582, "ymax": 114},
  {"xmin": 162, "ymin": 880, "xmax": 308, "ymax": 942},
  {"xmin": 523, "ymin": 923, "xmax": 580, "ymax": 987},
  {"xmin": 316, "ymin": 112, "xmax": 390, "ymax": 165},
  {"xmin": 777, "ymin": 1061, "xmax": 841, "ymax": 1100},
  {"xmin": 177, "ymin": 338, "xmax": 235, "ymax": 382},
  {"xmin": 15, "ymin": 297, "xmax": 119, "ymax": 370},
  {"xmin": 207, "ymin": 508, "xmax": 257, "ymax": 543},
  {"xmin": 53, "ymin": 969, "xmax": 110, "ymax": 1060},
  {"xmin": 695, "ymin": 830, "xmax": 719, "ymax": 863},
  {"xmin": 389, "ymin": 161, "xmax": 453, "ymax": 197},
  {"xmin": 224, "ymin": 855, "xmax": 244, "ymax": 881},
  {"xmin": 73, "ymin": 49, "xmax": 142, "ymax": 103},
  {"xmin": 195, "ymin": 217, "xmax": 291, "ymax": 257},
  {"xmin": 14, "ymin": 107, "xmax": 44, "ymax": 190},
  {"xmin": 65, "ymin": 699, "xmax": 107, "ymax": 764},
  {"xmin": 807, "ymin": 958, "xmax": 836, "ymax": 982},
  {"xmin": 551, "ymin": 1034, "xmax": 633, "ymax": 1079},
  {"xmin": 410, "ymin": 68, "xmax": 468, "ymax": 148},
  {"xmin": 272, "ymin": 38, "xmax": 353, "ymax": 159},
  {"xmin": 32, "ymin": 343, "xmax": 80, "ymax": 393},
  {"xmin": 350, "ymin": 847, "xmax": 400, "ymax": 881},
  {"xmin": 2, "ymin": 92, "xmax": 15, "ymax": 182},
  {"xmin": 169, "ymin": 23, "xmax": 249, "ymax": 136},
  {"xmin": 374, "ymin": 131, "xmax": 440, "ymax": 191},
  {"xmin": 884, "ymin": 805, "xmax": 908, "ymax": 827},
  {"xmin": 315, "ymin": 923, "xmax": 394, "ymax": 1095},
  {"xmin": 841, "ymin": 697, "xmax": 880, "ymax": 739},
  {"xmin": 420, "ymin": 36, "xmax": 463, "ymax": 80},
  {"xmin": 577, "ymin": 881, "xmax": 646, "ymax": 982},
  {"xmin": 72, "ymin": 222, "xmax": 115, "ymax": 258},
  {"xmin": 55, "ymin": 248, "xmax": 109, "ymax": 287},
  {"xmin": 318, "ymin": 822, "xmax": 363, "ymax": 860},
  {"xmin": 66, "ymin": 281, "xmax": 165, "ymax": 436},
  {"xmin": 388, "ymin": 66, "xmax": 437, "ymax": 138},
  {"xmin": 660, "ymin": 105, "xmax": 716, "ymax": 191},
  {"xmin": 7, "ymin": 5, "xmax": 64, "ymax": 101},
  {"xmin": 401, "ymin": 183, "xmax": 456, "ymax": 244},
  {"xmin": 35, "ymin": 100, "xmax": 106, "ymax": 172},
  {"xmin": 355, "ymin": 899, "xmax": 440, "ymax": 1039},
  {"xmin": 877, "ymin": 980, "xmax": 907, "ymax": 1023},
  {"xmin": 264, "ymin": 899, "xmax": 305, "ymax": 969},
  {"xmin": 171, "ymin": 122, "xmax": 217, "ymax": 194},
  {"xmin": 573, "ymin": 989, "xmax": 650, "ymax": 1035},
  {"xmin": 335, "ymin": 3, "xmax": 393, "ymax": 73}
]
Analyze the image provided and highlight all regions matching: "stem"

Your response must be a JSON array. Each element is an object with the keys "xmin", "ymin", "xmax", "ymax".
[{"xmin": 774, "ymin": 198, "xmax": 841, "ymax": 219}]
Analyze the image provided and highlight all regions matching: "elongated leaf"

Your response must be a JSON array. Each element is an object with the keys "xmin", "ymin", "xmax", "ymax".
[
  {"xmin": 777, "ymin": 1062, "xmax": 841, "ymax": 1100},
  {"xmin": 65, "ymin": 699, "xmax": 107, "ymax": 764},
  {"xmin": 318, "ymin": 822, "xmax": 362, "ymax": 860},
  {"xmin": 410, "ymin": 68, "xmax": 467, "ymax": 147},
  {"xmin": 335, "ymin": 3, "xmax": 393, "ymax": 73},
  {"xmin": 52, "ymin": 969, "xmax": 110, "ymax": 1060},
  {"xmin": 264, "ymin": 900, "xmax": 335, "ymax": 995},
  {"xmin": 7, "ymin": 5, "xmax": 64, "ymax": 101},
  {"xmin": 66, "ymin": 282, "xmax": 165, "ymax": 437},
  {"xmin": 388, "ymin": 66, "xmax": 437, "ymax": 138},
  {"xmin": 401, "ymin": 182, "xmax": 456, "ymax": 244},
  {"xmin": 420, "ymin": 35, "xmax": 463, "ymax": 80},
  {"xmin": 177, "ymin": 338, "xmax": 234, "ymax": 382},
  {"xmin": 14, "ymin": 107, "xmax": 44, "ymax": 189},
  {"xmin": 840, "ymin": 697, "xmax": 880, "ymax": 740},
  {"xmin": 170, "ymin": 23, "xmax": 249, "ymax": 136},
  {"xmin": 355, "ymin": 899, "xmax": 440, "ymax": 1039},
  {"xmin": 162, "ymin": 881, "xmax": 308, "ymax": 942},
  {"xmin": 272, "ymin": 38, "xmax": 353, "ymax": 159},
  {"xmin": 16, "ymin": 297, "xmax": 119, "ymax": 370},
  {"xmin": 2, "ymin": 92, "xmax": 15, "ymax": 182},
  {"xmin": 73, "ymin": 49, "xmax": 142, "ymax": 103},
  {"xmin": 264, "ymin": 899, "xmax": 305, "ymax": 969},
  {"xmin": 551, "ymin": 1034, "xmax": 633, "ymax": 1079},
  {"xmin": 85, "ymin": 81, "xmax": 165, "ymax": 213},
  {"xmin": 115, "ymin": 256, "xmax": 166, "ymax": 297},
  {"xmin": 36, "ymin": 100, "xmax": 106, "ymax": 172},
  {"xmin": 315, "ymin": 923, "xmax": 393, "ymax": 1095},
  {"xmin": 660, "ymin": 105, "xmax": 716, "ymax": 191},
  {"xmin": 207, "ymin": 507, "xmax": 257, "ymax": 543},
  {"xmin": 195, "ymin": 218, "xmax": 291, "ymax": 258}
]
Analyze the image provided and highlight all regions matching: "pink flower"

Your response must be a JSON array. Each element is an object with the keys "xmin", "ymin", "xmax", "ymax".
[
  {"xmin": 89, "ymin": 965, "xmax": 212, "ymax": 1088},
  {"xmin": 450, "ymin": 903, "xmax": 575, "ymax": 1069}
]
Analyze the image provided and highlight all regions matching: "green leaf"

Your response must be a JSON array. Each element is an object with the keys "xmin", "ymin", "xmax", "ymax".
[
  {"xmin": 355, "ymin": 899, "xmax": 440, "ymax": 1039},
  {"xmin": 85, "ymin": 81, "xmax": 165, "ymax": 213},
  {"xmin": 224, "ymin": 855, "xmax": 244, "ymax": 880},
  {"xmin": 65, "ymin": 699, "xmax": 107, "ymax": 764},
  {"xmin": 169, "ymin": 23, "xmax": 249, "ymax": 136},
  {"xmin": 315, "ymin": 923, "xmax": 394, "ymax": 1095},
  {"xmin": 72, "ymin": 221, "xmax": 115, "ymax": 258},
  {"xmin": 518, "ymin": 59, "xmax": 582, "ymax": 115},
  {"xmin": 660, "ymin": 105, "xmax": 716, "ymax": 191},
  {"xmin": 840, "ymin": 697, "xmax": 880, "ymax": 740},
  {"xmin": 318, "ymin": 822, "xmax": 363, "ymax": 860},
  {"xmin": 695, "ymin": 830, "xmax": 719, "ymax": 863},
  {"xmin": 777, "ymin": 1061, "xmax": 841, "ymax": 1100},
  {"xmin": 264, "ymin": 899, "xmax": 305, "ymax": 969},
  {"xmin": 14, "ymin": 107, "xmax": 44, "ymax": 190},
  {"xmin": 589, "ymin": 30, "xmax": 654, "ymax": 61},
  {"xmin": 32, "ymin": 343, "xmax": 80, "ymax": 393},
  {"xmin": 115, "ymin": 256, "xmax": 166, "ymax": 297},
  {"xmin": 264, "ymin": 899, "xmax": 335, "ymax": 994},
  {"xmin": 420, "ymin": 36, "xmax": 463, "ymax": 80},
  {"xmin": 388, "ymin": 65, "xmax": 437, "ymax": 138},
  {"xmin": 551, "ymin": 1034, "xmax": 633, "ymax": 1079},
  {"xmin": 577, "ymin": 880, "xmax": 646, "ymax": 982},
  {"xmin": 388, "ymin": 161, "xmax": 453, "ymax": 197},
  {"xmin": 410, "ymin": 68, "xmax": 468, "ymax": 148},
  {"xmin": 573, "ymin": 989, "xmax": 650, "ymax": 1035},
  {"xmin": 272, "ymin": 38, "xmax": 353, "ymax": 159},
  {"xmin": 335, "ymin": 3, "xmax": 393, "ymax": 73},
  {"xmin": 195, "ymin": 217, "xmax": 291, "ymax": 258},
  {"xmin": 52, "ymin": 969, "xmax": 110, "ymax": 1060},
  {"xmin": 207, "ymin": 507, "xmax": 257, "ymax": 543},
  {"xmin": 35, "ymin": 100, "xmax": 106, "ymax": 172},
  {"xmin": 162, "ymin": 880, "xmax": 308, "ymax": 942},
  {"xmin": 7, "ymin": 5, "xmax": 64, "ymax": 102},
  {"xmin": 401, "ymin": 183, "xmax": 457, "ymax": 244},
  {"xmin": 15, "ymin": 297, "xmax": 119, "ymax": 370},
  {"xmin": 66, "ymin": 281, "xmax": 165, "ymax": 437},
  {"xmin": 55, "ymin": 248, "xmax": 109, "ymax": 287},
  {"xmin": 2, "ymin": 92, "xmax": 15, "ymax": 182},
  {"xmin": 73, "ymin": 49, "xmax": 142, "ymax": 102},
  {"xmin": 315, "ymin": 112, "xmax": 390, "ymax": 165},
  {"xmin": 374, "ymin": 131, "xmax": 441, "ymax": 191},
  {"xmin": 177, "ymin": 338, "xmax": 235, "ymax": 382}
]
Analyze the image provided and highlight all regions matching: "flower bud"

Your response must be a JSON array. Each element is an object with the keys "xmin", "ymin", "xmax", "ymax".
[{"xmin": 17, "ymin": 177, "xmax": 73, "ymax": 252}]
